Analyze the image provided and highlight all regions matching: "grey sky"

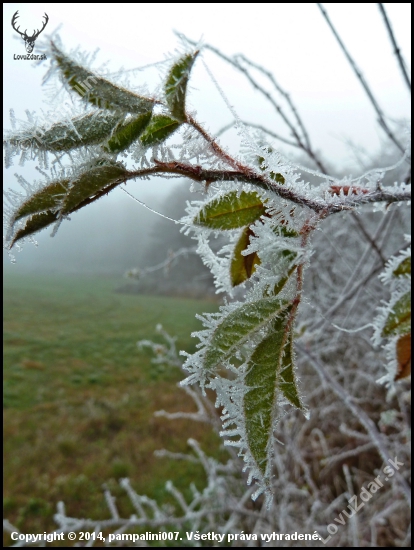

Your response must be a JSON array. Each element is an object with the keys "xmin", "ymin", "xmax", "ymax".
[{"xmin": 4, "ymin": 3, "xmax": 410, "ymax": 161}]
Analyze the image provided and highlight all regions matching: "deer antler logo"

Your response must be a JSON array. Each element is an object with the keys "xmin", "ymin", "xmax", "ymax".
[{"xmin": 12, "ymin": 11, "xmax": 49, "ymax": 54}]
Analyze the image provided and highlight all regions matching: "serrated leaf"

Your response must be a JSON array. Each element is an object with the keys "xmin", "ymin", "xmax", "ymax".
[
  {"xmin": 279, "ymin": 249, "xmax": 298, "ymax": 263},
  {"xmin": 13, "ymin": 180, "xmax": 70, "ymax": 223},
  {"xmin": 279, "ymin": 332, "xmax": 303, "ymax": 409},
  {"xmin": 40, "ymin": 112, "xmax": 120, "ymax": 151},
  {"xmin": 393, "ymin": 257, "xmax": 411, "ymax": 278},
  {"xmin": 62, "ymin": 163, "xmax": 128, "ymax": 213},
  {"xmin": 243, "ymin": 309, "xmax": 292, "ymax": 476},
  {"xmin": 204, "ymin": 297, "xmax": 290, "ymax": 370},
  {"xmin": 266, "ymin": 264, "xmax": 298, "ymax": 297},
  {"xmin": 51, "ymin": 43, "xmax": 155, "ymax": 114},
  {"xmin": 195, "ymin": 191, "xmax": 266, "ymax": 230},
  {"xmin": 12, "ymin": 162, "xmax": 127, "ymax": 234},
  {"xmin": 165, "ymin": 51, "xmax": 198, "ymax": 122},
  {"xmin": 230, "ymin": 227, "xmax": 261, "ymax": 287},
  {"xmin": 10, "ymin": 163, "xmax": 127, "ymax": 248},
  {"xmin": 103, "ymin": 111, "xmax": 152, "ymax": 153},
  {"xmin": 395, "ymin": 333, "xmax": 411, "ymax": 381},
  {"xmin": 11, "ymin": 210, "xmax": 59, "ymax": 247},
  {"xmin": 381, "ymin": 292, "xmax": 411, "ymax": 337},
  {"xmin": 230, "ymin": 224, "xmax": 298, "ymax": 289},
  {"xmin": 140, "ymin": 115, "xmax": 181, "ymax": 147},
  {"xmin": 6, "ymin": 111, "xmax": 123, "ymax": 152}
]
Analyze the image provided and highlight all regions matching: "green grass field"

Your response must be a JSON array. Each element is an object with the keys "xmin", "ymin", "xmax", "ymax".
[{"xmin": 3, "ymin": 273, "xmax": 222, "ymax": 544}]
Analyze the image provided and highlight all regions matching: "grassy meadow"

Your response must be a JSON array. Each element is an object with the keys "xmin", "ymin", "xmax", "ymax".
[{"xmin": 3, "ymin": 272, "xmax": 223, "ymax": 544}]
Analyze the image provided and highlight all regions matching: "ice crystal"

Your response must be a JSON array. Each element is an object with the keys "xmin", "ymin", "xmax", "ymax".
[{"xmin": 373, "ymin": 236, "xmax": 411, "ymax": 386}]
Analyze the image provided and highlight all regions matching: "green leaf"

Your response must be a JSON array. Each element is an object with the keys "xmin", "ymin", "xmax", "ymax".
[
  {"xmin": 6, "ymin": 111, "xmax": 123, "ymax": 152},
  {"xmin": 10, "ymin": 163, "xmax": 127, "ymax": 248},
  {"xmin": 279, "ymin": 332, "xmax": 303, "ymax": 409},
  {"xmin": 229, "ymin": 223, "xmax": 298, "ymax": 289},
  {"xmin": 51, "ymin": 43, "xmax": 155, "ymax": 114},
  {"xmin": 139, "ymin": 115, "xmax": 181, "ymax": 147},
  {"xmin": 11, "ymin": 210, "xmax": 59, "ymax": 247},
  {"xmin": 278, "ymin": 249, "xmax": 298, "ymax": 266},
  {"xmin": 103, "ymin": 111, "xmax": 152, "ymax": 153},
  {"xmin": 194, "ymin": 191, "xmax": 266, "ymax": 230},
  {"xmin": 230, "ymin": 227, "xmax": 261, "ymax": 287},
  {"xmin": 265, "ymin": 264, "xmax": 298, "ymax": 297},
  {"xmin": 13, "ymin": 180, "xmax": 70, "ymax": 223},
  {"xmin": 204, "ymin": 297, "xmax": 290, "ymax": 371},
  {"xmin": 243, "ymin": 309, "xmax": 292, "ymax": 477},
  {"xmin": 12, "ymin": 162, "xmax": 127, "ymax": 229},
  {"xmin": 269, "ymin": 172, "xmax": 285, "ymax": 184},
  {"xmin": 165, "ymin": 51, "xmax": 198, "ymax": 122},
  {"xmin": 37, "ymin": 111, "xmax": 121, "ymax": 151},
  {"xmin": 381, "ymin": 292, "xmax": 411, "ymax": 337},
  {"xmin": 393, "ymin": 257, "xmax": 411, "ymax": 278},
  {"xmin": 62, "ymin": 163, "xmax": 128, "ymax": 213}
]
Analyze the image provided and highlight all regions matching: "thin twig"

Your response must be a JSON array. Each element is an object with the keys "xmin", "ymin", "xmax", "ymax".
[
  {"xmin": 180, "ymin": 34, "xmax": 329, "ymax": 172},
  {"xmin": 378, "ymin": 3, "xmax": 411, "ymax": 91},
  {"xmin": 322, "ymin": 441, "xmax": 376, "ymax": 466},
  {"xmin": 311, "ymin": 211, "xmax": 394, "ymax": 330},
  {"xmin": 317, "ymin": 3, "xmax": 405, "ymax": 153},
  {"xmin": 350, "ymin": 211, "xmax": 386, "ymax": 264},
  {"xmin": 210, "ymin": 44, "xmax": 328, "ymax": 173},
  {"xmin": 235, "ymin": 53, "xmax": 313, "ymax": 150},
  {"xmin": 214, "ymin": 121, "xmax": 235, "ymax": 138},
  {"xmin": 215, "ymin": 119, "xmax": 303, "ymax": 149},
  {"xmin": 240, "ymin": 121, "xmax": 301, "ymax": 149},
  {"xmin": 343, "ymin": 464, "xmax": 359, "ymax": 547},
  {"xmin": 188, "ymin": 39, "xmax": 404, "ymax": 267},
  {"xmin": 186, "ymin": 114, "xmax": 248, "ymax": 172},
  {"xmin": 297, "ymin": 343, "xmax": 411, "ymax": 506}
]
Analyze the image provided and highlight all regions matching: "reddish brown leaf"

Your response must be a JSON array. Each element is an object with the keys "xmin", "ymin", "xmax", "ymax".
[
  {"xmin": 329, "ymin": 185, "xmax": 369, "ymax": 195},
  {"xmin": 230, "ymin": 226, "xmax": 261, "ymax": 287},
  {"xmin": 243, "ymin": 227, "xmax": 261, "ymax": 278},
  {"xmin": 395, "ymin": 333, "xmax": 411, "ymax": 381}
]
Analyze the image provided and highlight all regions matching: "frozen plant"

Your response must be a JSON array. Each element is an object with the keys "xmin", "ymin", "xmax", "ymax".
[
  {"xmin": 3, "ymin": 3, "xmax": 411, "ymax": 525},
  {"xmin": 3, "ymin": 324, "xmax": 410, "ymax": 546}
]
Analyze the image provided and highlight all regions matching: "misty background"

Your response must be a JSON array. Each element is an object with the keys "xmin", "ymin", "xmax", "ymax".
[{"xmin": 3, "ymin": 3, "xmax": 411, "ymax": 282}]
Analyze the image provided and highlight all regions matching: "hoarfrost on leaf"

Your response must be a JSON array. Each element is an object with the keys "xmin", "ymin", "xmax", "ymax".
[{"xmin": 3, "ymin": 31, "xmax": 411, "ymax": 512}]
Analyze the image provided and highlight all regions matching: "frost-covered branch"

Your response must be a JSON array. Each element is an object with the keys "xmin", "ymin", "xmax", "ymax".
[
  {"xmin": 126, "ymin": 246, "xmax": 198, "ymax": 280},
  {"xmin": 179, "ymin": 35, "xmax": 328, "ymax": 173},
  {"xmin": 3, "ymin": 25, "xmax": 411, "ymax": 545},
  {"xmin": 72, "ymin": 161, "xmax": 410, "ymax": 216},
  {"xmin": 296, "ymin": 342, "xmax": 411, "ymax": 505}
]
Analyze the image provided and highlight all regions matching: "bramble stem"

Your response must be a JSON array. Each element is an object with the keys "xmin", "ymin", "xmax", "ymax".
[{"xmin": 73, "ymin": 162, "xmax": 410, "ymax": 216}]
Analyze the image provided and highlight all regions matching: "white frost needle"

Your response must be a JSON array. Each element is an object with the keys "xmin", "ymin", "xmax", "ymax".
[
  {"xmin": 331, "ymin": 322, "xmax": 373, "ymax": 333},
  {"xmin": 121, "ymin": 187, "xmax": 192, "ymax": 226}
]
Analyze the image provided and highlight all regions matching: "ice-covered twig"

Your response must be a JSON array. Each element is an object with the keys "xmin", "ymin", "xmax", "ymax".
[{"xmin": 297, "ymin": 343, "xmax": 411, "ymax": 506}]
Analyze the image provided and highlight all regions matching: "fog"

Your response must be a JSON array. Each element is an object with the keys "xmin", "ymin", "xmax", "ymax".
[
  {"xmin": 3, "ymin": 3, "xmax": 411, "ymax": 274},
  {"xmin": 3, "ymin": 186, "xmax": 175, "ymax": 275}
]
